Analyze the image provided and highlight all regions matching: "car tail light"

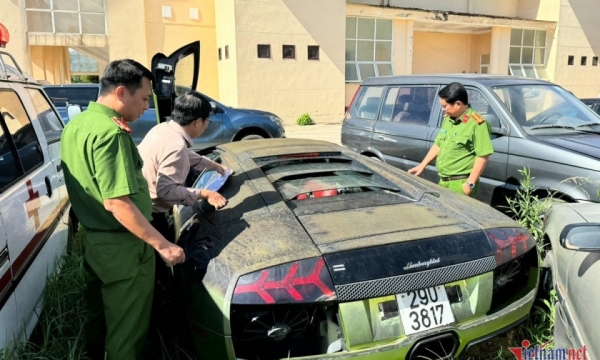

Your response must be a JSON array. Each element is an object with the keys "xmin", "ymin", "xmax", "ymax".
[
  {"xmin": 485, "ymin": 228, "xmax": 536, "ymax": 266},
  {"xmin": 486, "ymin": 228, "xmax": 539, "ymax": 311},
  {"xmin": 232, "ymin": 258, "xmax": 337, "ymax": 305},
  {"xmin": 344, "ymin": 87, "xmax": 361, "ymax": 121}
]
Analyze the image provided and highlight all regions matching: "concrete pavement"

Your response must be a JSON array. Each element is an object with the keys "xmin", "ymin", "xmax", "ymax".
[{"xmin": 283, "ymin": 121, "xmax": 342, "ymax": 145}]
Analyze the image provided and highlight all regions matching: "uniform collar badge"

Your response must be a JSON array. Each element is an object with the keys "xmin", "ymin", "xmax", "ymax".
[
  {"xmin": 462, "ymin": 114, "xmax": 469, "ymax": 123},
  {"xmin": 111, "ymin": 116, "xmax": 132, "ymax": 133}
]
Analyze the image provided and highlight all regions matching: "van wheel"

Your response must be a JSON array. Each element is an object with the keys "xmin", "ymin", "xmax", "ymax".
[{"xmin": 241, "ymin": 134, "xmax": 263, "ymax": 141}]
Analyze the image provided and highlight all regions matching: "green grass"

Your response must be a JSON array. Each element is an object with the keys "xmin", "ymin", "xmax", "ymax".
[{"xmin": 1, "ymin": 233, "xmax": 88, "ymax": 360}]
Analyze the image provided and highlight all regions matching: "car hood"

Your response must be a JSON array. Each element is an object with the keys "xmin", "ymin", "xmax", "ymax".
[
  {"xmin": 235, "ymin": 107, "xmax": 275, "ymax": 117},
  {"xmin": 537, "ymin": 134, "xmax": 600, "ymax": 159}
]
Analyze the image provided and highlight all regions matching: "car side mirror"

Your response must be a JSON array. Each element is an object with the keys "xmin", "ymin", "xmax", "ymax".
[
  {"xmin": 559, "ymin": 223, "xmax": 600, "ymax": 251},
  {"xmin": 67, "ymin": 104, "xmax": 82, "ymax": 120},
  {"xmin": 210, "ymin": 101, "xmax": 224, "ymax": 114}
]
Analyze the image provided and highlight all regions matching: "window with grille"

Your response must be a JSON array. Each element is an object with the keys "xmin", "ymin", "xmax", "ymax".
[
  {"xmin": 508, "ymin": 29, "xmax": 548, "ymax": 79},
  {"xmin": 345, "ymin": 17, "xmax": 393, "ymax": 82},
  {"xmin": 25, "ymin": 0, "xmax": 106, "ymax": 35}
]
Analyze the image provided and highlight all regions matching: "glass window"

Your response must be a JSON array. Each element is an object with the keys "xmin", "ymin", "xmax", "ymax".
[
  {"xmin": 510, "ymin": 29, "xmax": 523, "ymax": 46},
  {"xmin": 26, "ymin": 11, "xmax": 53, "ymax": 32},
  {"xmin": 358, "ymin": 63, "xmax": 376, "ymax": 79},
  {"xmin": 346, "ymin": 17, "xmax": 357, "ymax": 39},
  {"xmin": 282, "ymin": 45, "xmax": 295, "ymax": 59},
  {"xmin": 54, "ymin": 12, "xmax": 80, "ymax": 33},
  {"xmin": 346, "ymin": 16, "xmax": 393, "ymax": 82},
  {"xmin": 345, "ymin": 40, "xmax": 356, "ymax": 61},
  {"xmin": 43, "ymin": 86, "xmax": 99, "ymax": 107},
  {"xmin": 257, "ymin": 44, "xmax": 270, "ymax": 59},
  {"xmin": 80, "ymin": 0, "xmax": 104, "ymax": 12},
  {"xmin": 353, "ymin": 86, "xmax": 384, "ymax": 120},
  {"xmin": 509, "ymin": 29, "xmax": 548, "ymax": 79},
  {"xmin": 466, "ymin": 88, "xmax": 501, "ymax": 128},
  {"xmin": 357, "ymin": 18, "xmax": 375, "ymax": 39},
  {"xmin": 377, "ymin": 63, "xmax": 393, "ymax": 77},
  {"xmin": 25, "ymin": 0, "xmax": 50, "ymax": 9},
  {"xmin": 25, "ymin": 0, "xmax": 105, "ymax": 35},
  {"xmin": 27, "ymin": 89, "xmax": 64, "ymax": 135},
  {"xmin": 345, "ymin": 63, "xmax": 358, "ymax": 81},
  {"xmin": 0, "ymin": 121, "xmax": 20, "ymax": 191},
  {"xmin": 53, "ymin": 0, "xmax": 78, "ymax": 11},
  {"xmin": 380, "ymin": 87, "xmax": 399, "ymax": 122},
  {"xmin": 357, "ymin": 41, "xmax": 374, "ymax": 61},
  {"xmin": 391, "ymin": 86, "xmax": 437, "ymax": 125},
  {"xmin": 375, "ymin": 42, "xmax": 391, "ymax": 61},
  {"xmin": 0, "ymin": 91, "xmax": 43, "ymax": 174},
  {"xmin": 308, "ymin": 46, "xmax": 319, "ymax": 60},
  {"xmin": 376, "ymin": 20, "xmax": 392, "ymax": 40},
  {"xmin": 81, "ymin": 13, "xmax": 106, "ymax": 34}
]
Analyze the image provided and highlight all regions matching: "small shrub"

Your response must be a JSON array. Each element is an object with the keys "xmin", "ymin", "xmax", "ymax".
[{"xmin": 296, "ymin": 113, "xmax": 314, "ymax": 126}]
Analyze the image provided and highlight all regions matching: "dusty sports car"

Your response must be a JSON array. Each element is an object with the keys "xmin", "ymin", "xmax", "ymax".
[
  {"xmin": 170, "ymin": 138, "xmax": 540, "ymax": 360},
  {"xmin": 542, "ymin": 203, "xmax": 599, "ymax": 358}
]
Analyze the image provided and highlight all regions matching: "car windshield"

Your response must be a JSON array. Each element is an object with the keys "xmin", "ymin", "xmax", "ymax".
[{"xmin": 492, "ymin": 84, "xmax": 600, "ymax": 135}]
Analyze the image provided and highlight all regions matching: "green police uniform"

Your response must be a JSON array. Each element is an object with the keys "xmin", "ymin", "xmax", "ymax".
[
  {"xmin": 433, "ymin": 107, "xmax": 494, "ymax": 196},
  {"xmin": 61, "ymin": 102, "xmax": 154, "ymax": 360}
]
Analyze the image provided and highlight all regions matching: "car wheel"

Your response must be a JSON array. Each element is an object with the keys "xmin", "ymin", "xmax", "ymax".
[
  {"xmin": 240, "ymin": 134, "xmax": 264, "ymax": 141},
  {"xmin": 542, "ymin": 250, "xmax": 554, "ymax": 294}
]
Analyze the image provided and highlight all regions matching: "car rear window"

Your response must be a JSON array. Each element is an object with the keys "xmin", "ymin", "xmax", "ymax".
[
  {"xmin": 351, "ymin": 86, "xmax": 384, "ymax": 120},
  {"xmin": 255, "ymin": 152, "xmax": 400, "ymax": 201},
  {"xmin": 44, "ymin": 87, "xmax": 99, "ymax": 107}
]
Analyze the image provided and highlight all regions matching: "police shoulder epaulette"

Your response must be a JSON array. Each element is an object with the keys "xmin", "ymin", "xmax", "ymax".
[{"xmin": 471, "ymin": 112, "xmax": 485, "ymax": 125}]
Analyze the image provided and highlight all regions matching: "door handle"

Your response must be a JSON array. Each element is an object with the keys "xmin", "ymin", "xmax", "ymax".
[{"xmin": 45, "ymin": 176, "xmax": 53, "ymax": 198}]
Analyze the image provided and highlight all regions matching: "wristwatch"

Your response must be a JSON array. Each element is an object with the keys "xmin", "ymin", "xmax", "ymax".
[{"xmin": 466, "ymin": 181, "xmax": 475, "ymax": 189}]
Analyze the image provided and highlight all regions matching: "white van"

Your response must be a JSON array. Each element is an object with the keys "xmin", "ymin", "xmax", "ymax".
[{"xmin": 0, "ymin": 51, "xmax": 72, "ymax": 349}]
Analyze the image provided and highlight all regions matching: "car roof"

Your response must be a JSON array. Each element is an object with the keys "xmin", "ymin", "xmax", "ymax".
[
  {"xmin": 360, "ymin": 74, "xmax": 553, "ymax": 87},
  {"xmin": 0, "ymin": 64, "xmax": 39, "ymax": 85},
  {"xmin": 43, "ymin": 83, "xmax": 100, "ymax": 88}
]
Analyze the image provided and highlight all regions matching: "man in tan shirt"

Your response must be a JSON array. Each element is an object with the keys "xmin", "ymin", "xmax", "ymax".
[{"xmin": 138, "ymin": 91, "xmax": 229, "ymax": 350}]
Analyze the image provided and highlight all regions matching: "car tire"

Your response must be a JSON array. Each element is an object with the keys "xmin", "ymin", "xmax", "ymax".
[
  {"xmin": 542, "ymin": 250, "xmax": 554, "ymax": 294},
  {"xmin": 240, "ymin": 134, "xmax": 264, "ymax": 141}
]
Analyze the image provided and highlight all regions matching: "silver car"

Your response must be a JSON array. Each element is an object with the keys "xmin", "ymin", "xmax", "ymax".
[
  {"xmin": 542, "ymin": 203, "xmax": 599, "ymax": 358},
  {"xmin": 341, "ymin": 75, "xmax": 600, "ymax": 209}
]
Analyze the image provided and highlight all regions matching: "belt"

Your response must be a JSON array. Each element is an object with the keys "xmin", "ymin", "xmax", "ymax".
[{"xmin": 439, "ymin": 174, "xmax": 470, "ymax": 182}]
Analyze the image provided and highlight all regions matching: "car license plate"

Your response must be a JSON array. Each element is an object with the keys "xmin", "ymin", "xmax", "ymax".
[{"xmin": 397, "ymin": 286, "xmax": 455, "ymax": 335}]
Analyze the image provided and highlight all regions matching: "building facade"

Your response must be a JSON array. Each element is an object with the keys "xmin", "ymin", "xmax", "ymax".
[{"xmin": 1, "ymin": 0, "xmax": 599, "ymax": 125}]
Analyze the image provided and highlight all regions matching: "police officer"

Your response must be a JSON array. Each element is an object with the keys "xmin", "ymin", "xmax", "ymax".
[
  {"xmin": 408, "ymin": 82, "xmax": 494, "ymax": 196},
  {"xmin": 61, "ymin": 59, "xmax": 185, "ymax": 360}
]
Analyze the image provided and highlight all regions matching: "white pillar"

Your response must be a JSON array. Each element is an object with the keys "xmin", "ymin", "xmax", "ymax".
[
  {"xmin": 392, "ymin": 19, "xmax": 414, "ymax": 75},
  {"xmin": 490, "ymin": 26, "xmax": 511, "ymax": 75}
]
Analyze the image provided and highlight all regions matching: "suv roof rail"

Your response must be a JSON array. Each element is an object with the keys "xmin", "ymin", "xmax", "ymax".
[{"xmin": 0, "ymin": 51, "xmax": 28, "ymax": 82}]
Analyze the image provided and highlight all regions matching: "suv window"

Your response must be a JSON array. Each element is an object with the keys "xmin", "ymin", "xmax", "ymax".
[
  {"xmin": 466, "ymin": 88, "xmax": 501, "ymax": 128},
  {"xmin": 44, "ymin": 86, "xmax": 99, "ymax": 107},
  {"xmin": 0, "ymin": 120, "xmax": 20, "ymax": 190},
  {"xmin": 353, "ymin": 86, "xmax": 384, "ymax": 120},
  {"xmin": 27, "ymin": 88, "xmax": 64, "ymax": 138},
  {"xmin": 0, "ymin": 90, "xmax": 44, "ymax": 174},
  {"xmin": 389, "ymin": 86, "xmax": 437, "ymax": 125}
]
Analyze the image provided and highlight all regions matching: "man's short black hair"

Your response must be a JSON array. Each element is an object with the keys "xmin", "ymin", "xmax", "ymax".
[
  {"xmin": 438, "ymin": 82, "xmax": 469, "ymax": 105},
  {"xmin": 171, "ymin": 91, "xmax": 212, "ymax": 126},
  {"xmin": 99, "ymin": 59, "xmax": 154, "ymax": 96}
]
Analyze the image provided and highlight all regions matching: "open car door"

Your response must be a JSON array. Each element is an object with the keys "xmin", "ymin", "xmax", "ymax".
[{"xmin": 151, "ymin": 41, "xmax": 200, "ymax": 123}]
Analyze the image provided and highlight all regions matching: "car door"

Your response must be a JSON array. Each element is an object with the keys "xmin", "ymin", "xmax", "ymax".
[
  {"xmin": 152, "ymin": 41, "xmax": 200, "ymax": 123},
  {"xmin": 428, "ymin": 86, "xmax": 509, "ymax": 205},
  {"xmin": 0, "ymin": 203, "xmax": 18, "ymax": 350},
  {"xmin": 564, "ymin": 247, "xmax": 600, "ymax": 355},
  {"xmin": 372, "ymin": 85, "xmax": 439, "ymax": 182},
  {"xmin": 341, "ymin": 85, "xmax": 383, "ymax": 153},
  {"xmin": 0, "ymin": 85, "xmax": 64, "ymax": 339}
]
